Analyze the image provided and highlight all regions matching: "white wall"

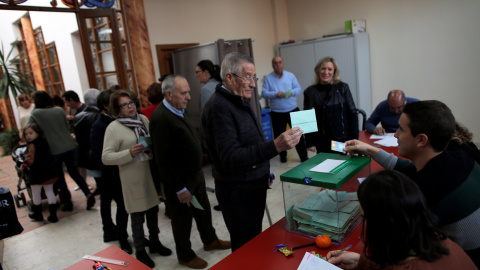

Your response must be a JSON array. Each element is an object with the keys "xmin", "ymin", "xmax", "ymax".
[
  {"xmin": 286, "ymin": 0, "xmax": 480, "ymax": 141},
  {"xmin": 143, "ymin": 0, "xmax": 278, "ymax": 90},
  {"xmin": 29, "ymin": 11, "xmax": 85, "ymax": 97},
  {"xmin": 0, "ymin": 9, "xmax": 87, "ymax": 127},
  {"xmin": 0, "ymin": 10, "xmax": 86, "ymax": 98}
]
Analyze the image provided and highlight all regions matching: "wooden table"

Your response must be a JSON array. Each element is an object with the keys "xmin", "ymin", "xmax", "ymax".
[
  {"xmin": 64, "ymin": 245, "xmax": 151, "ymax": 270},
  {"xmin": 210, "ymin": 131, "xmax": 400, "ymax": 269},
  {"xmin": 210, "ymin": 217, "xmax": 363, "ymax": 270}
]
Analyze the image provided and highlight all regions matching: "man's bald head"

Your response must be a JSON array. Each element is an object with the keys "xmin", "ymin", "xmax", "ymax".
[
  {"xmin": 387, "ymin": 90, "xmax": 406, "ymax": 114},
  {"xmin": 272, "ymin": 56, "xmax": 284, "ymax": 77}
]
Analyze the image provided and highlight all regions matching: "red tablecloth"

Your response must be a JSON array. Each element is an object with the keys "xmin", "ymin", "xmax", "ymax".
[{"xmin": 210, "ymin": 131, "xmax": 400, "ymax": 269}]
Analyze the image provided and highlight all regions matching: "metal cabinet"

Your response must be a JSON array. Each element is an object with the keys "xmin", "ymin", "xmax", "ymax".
[{"xmin": 279, "ymin": 33, "xmax": 372, "ymax": 114}]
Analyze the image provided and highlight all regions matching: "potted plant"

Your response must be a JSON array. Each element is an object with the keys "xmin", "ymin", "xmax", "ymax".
[
  {"xmin": 0, "ymin": 40, "xmax": 36, "ymax": 99},
  {"xmin": 0, "ymin": 41, "xmax": 36, "ymax": 155}
]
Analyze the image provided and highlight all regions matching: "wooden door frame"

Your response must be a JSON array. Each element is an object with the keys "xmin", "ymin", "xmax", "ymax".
[{"xmin": 155, "ymin": 43, "xmax": 199, "ymax": 75}]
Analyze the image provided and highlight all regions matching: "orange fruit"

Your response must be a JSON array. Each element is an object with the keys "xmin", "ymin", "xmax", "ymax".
[{"xmin": 315, "ymin": 234, "xmax": 331, "ymax": 248}]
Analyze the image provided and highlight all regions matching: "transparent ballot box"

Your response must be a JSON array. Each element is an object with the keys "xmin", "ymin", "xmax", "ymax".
[{"xmin": 280, "ymin": 153, "xmax": 371, "ymax": 245}]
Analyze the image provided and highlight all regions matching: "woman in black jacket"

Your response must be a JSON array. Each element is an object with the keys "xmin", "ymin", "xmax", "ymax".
[{"xmin": 303, "ymin": 56, "xmax": 358, "ymax": 153}]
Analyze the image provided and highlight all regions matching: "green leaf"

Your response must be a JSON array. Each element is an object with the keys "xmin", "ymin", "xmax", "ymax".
[{"xmin": 0, "ymin": 40, "xmax": 36, "ymax": 100}]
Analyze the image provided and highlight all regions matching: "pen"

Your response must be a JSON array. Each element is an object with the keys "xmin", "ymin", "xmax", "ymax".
[
  {"xmin": 291, "ymin": 242, "xmax": 316, "ymax": 250},
  {"xmin": 333, "ymin": 244, "xmax": 352, "ymax": 257}
]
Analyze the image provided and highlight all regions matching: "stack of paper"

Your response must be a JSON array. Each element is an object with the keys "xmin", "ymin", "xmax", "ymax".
[
  {"xmin": 286, "ymin": 190, "xmax": 361, "ymax": 242},
  {"xmin": 370, "ymin": 133, "xmax": 398, "ymax": 147}
]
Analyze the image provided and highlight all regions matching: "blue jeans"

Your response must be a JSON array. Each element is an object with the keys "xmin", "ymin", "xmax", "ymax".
[{"xmin": 53, "ymin": 149, "xmax": 91, "ymax": 204}]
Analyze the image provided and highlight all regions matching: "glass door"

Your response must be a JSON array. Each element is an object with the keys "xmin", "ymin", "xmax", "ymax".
[{"xmin": 77, "ymin": 8, "xmax": 128, "ymax": 91}]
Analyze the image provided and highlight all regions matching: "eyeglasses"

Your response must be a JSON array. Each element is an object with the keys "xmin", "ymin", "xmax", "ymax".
[
  {"xmin": 232, "ymin": 73, "xmax": 258, "ymax": 84},
  {"xmin": 119, "ymin": 101, "xmax": 136, "ymax": 109}
]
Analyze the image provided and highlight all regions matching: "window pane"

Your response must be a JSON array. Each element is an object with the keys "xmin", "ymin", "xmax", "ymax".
[
  {"xmin": 47, "ymin": 86, "xmax": 53, "ymax": 95},
  {"xmin": 54, "ymin": 84, "xmax": 63, "ymax": 94},
  {"xmin": 88, "ymin": 29, "xmax": 94, "ymax": 42},
  {"xmin": 39, "ymin": 51, "xmax": 47, "ymax": 66},
  {"xmin": 90, "ymin": 43, "xmax": 96, "ymax": 53},
  {"xmin": 100, "ymin": 50, "xmax": 115, "ymax": 72},
  {"xmin": 97, "ymin": 76, "xmax": 104, "ymax": 91},
  {"xmin": 52, "ymin": 66, "xmax": 60, "ymax": 82},
  {"xmin": 92, "ymin": 54, "xmax": 99, "ymax": 72},
  {"xmin": 96, "ymin": 26, "xmax": 112, "ymax": 41},
  {"xmin": 100, "ymin": 42, "xmax": 111, "ymax": 51},
  {"xmin": 105, "ymin": 74, "xmax": 118, "ymax": 89},
  {"xmin": 94, "ymin": 17, "xmax": 107, "ymax": 26},
  {"xmin": 48, "ymin": 47, "xmax": 56, "ymax": 64},
  {"xmin": 35, "ymin": 33, "xmax": 44, "ymax": 49},
  {"xmin": 43, "ymin": 69, "xmax": 51, "ymax": 84}
]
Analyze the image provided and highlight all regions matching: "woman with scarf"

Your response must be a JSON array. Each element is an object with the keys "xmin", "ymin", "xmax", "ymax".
[{"xmin": 102, "ymin": 90, "xmax": 171, "ymax": 268}]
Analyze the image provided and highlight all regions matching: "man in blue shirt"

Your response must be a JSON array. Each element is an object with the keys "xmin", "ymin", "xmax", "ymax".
[
  {"xmin": 365, "ymin": 89, "xmax": 419, "ymax": 135},
  {"xmin": 262, "ymin": 56, "xmax": 308, "ymax": 162}
]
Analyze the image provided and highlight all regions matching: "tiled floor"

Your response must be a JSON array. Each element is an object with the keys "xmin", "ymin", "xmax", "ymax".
[{"xmin": 0, "ymin": 149, "xmax": 311, "ymax": 270}]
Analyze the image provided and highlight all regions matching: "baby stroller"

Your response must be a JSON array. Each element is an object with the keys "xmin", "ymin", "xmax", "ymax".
[
  {"xmin": 11, "ymin": 144, "xmax": 58, "ymax": 212},
  {"xmin": 11, "ymin": 144, "xmax": 28, "ymax": 209}
]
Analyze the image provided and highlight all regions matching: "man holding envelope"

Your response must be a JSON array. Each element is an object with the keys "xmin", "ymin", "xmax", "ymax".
[
  {"xmin": 150, "ymin": 75, "xmax": 230, "ymax": 269},
  {"xmin": 262, "ymin": 56, "xmax": 308, "ymax": 163}
]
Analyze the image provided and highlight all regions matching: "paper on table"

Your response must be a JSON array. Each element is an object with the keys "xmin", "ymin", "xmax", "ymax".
[
  {"xmin": 374, "ymin": 136, "xmax": 398, "ymax": 147},
  {"xmin": 370, "ymin": 133, "xmax": 395, "ymax": 139},
  {"xmin": 290, "ymin": 109, "xmax": 318, "ymax": 134},
  {"xmin": 297, "ymin": 252, "xmax": 342, "ymax": 270},
  {"xmin": 190, "ymin": 195, "xmax": 204, "ymax": 210},
  {"xmin": 309, "ymin": 159, "xmax": 346, "ymax": 173}
]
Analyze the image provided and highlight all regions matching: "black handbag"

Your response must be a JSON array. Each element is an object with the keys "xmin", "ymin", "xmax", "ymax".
[{"xmin": 0, "ymin": 187, "xmax": 24, "ymax": 239}]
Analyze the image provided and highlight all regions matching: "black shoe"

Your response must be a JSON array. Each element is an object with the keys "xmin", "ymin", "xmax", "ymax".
[
  {"xmin": 47, "ymin": 204, "xmax": 58, "ymax": 223},
  {"xmin": 280, "ymin": 156, "xmax": 287, "ymax": 163},
  {"xmin": 119, "ymin": 238, "xmax": 132, "ymax": 254},
  {"xmin": 149, "ymin": 240, "xmax": 172, "ymax": 256},
  {"xmin": 136, "ymin": 250, "xmax": 155, "ymax": 268},
  {"xmin": 144, "ymin": 237, "xmax": 151, "ymax": 246},
  {"xmin": 213, "ymin": 205, "xmax": 221, "ymax": 211},
  {"xmin": 103, "ymin": 226, "xmax": 118, "ymax": 242},
  {"xmin": 86, "ymin": 194, "xmax": 95, "ymax": 210},
  {"xmin": 62, "ymin": 202, "xmax": 73, "ymax": 211},
  {"xmin": 92, "ymin": 188, "xmax": 101, "ymax": 196},
  {"xmin": 28, "ymin": 204, "xmax": 44, "ymax": 221}
]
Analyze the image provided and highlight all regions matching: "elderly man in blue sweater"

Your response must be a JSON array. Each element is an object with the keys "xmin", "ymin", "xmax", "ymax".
[{"xmin": 262, "ymin": 56, "xmax": 308, "ymax": 163}]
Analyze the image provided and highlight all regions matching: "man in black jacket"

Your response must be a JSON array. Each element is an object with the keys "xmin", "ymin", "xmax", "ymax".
[
  {"xmin": 150, "ymin": 75, "xmax": 230, "ymax": 269},
  {"xmin": 202, "ymin": 52, "xmax": 303, "ymax": 252}
]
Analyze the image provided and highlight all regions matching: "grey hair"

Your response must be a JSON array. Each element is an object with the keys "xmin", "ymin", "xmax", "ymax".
[
  {"xmin": 220, "ymin": 52, "xmax": 254, "ymax": 81},
  {"xmin": 161, "ymin": 74, "xmax": 186, "ymax": 95},
  {"xmin": 83, "ymin": 88, "xmax": 101, "ymax": 107}
]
